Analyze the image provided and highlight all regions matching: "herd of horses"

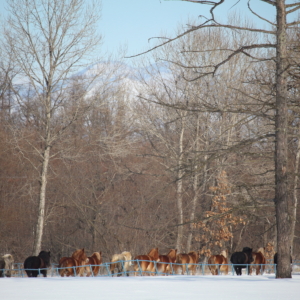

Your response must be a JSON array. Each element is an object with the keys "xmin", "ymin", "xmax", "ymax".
[{"xmin": 0, "ymin": 246, "xmax": 286, "ymax": 278}]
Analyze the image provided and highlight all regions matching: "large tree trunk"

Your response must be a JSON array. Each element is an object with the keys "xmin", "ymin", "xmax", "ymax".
[{"xmin": 275, "ymin": 0, "xmax": 292, "ymax": 279}]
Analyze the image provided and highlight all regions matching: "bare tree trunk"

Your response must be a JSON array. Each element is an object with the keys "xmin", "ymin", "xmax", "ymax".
[
  {"xmin": 33, "ymin": 145, "xmax": 50, "ymax": 255},
  {"xmin": 176, "ymin": 112, "xmax": 187, "ymax": 252},
  {"xmin": 275, "ymin": 0, "xmax": 292, "ymax": 278},
  {"xmin": 186, "ymin": 114, "xmax": 203, "ymax": 252},
  {"xmin": 290, "ymin": 132, "xmax": 300, "ymax": 255}
]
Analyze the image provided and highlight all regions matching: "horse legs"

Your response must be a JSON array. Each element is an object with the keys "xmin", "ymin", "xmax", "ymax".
[
  {"xmin": 234, "ymin": 266, "xmax": 242, "ymax": 276},
  {"xmin": 191, "ymin": 265, "xmax": 197, "ymax": 275},
  {"xmin": 181, "ymin": 264, "xmax": 186, "ymax": 275},
  {"xmin": 25, "ymin": 271, "xmax": 32, "ymax": 277},
  {"xmin": 41, "ymin": 270, "xmax": 47, "ymax": 277},
  {"xmin": 32, "ymin": 271, "xmax": 39, "ymax": 277}
]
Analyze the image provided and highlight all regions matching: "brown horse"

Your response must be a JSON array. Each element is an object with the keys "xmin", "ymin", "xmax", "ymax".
[
  {"xmin": 58, "ymin": 248, "xmax": 89, "ymax": 277},
  {"xmin": 176, "ymin": 251, "xmax": 199, "ymax": 275},
  {"xmin": 157, "ymin": 249, "xmax": 177, "ymax": 275},
  {"xmin": 85, "ymin": 252, "xmax": 102, "ymax": 277},
  {"xmin": 133, "ymin": 247, "xmax": 160, "ymax": 276},
  {"xmin": 250, "ymin": 247, "xmax": 266, "ymax": 275},
  {"xmin": 208, "ymin": 250, "xmax": 229, "ymax": 275},
  {"xmin": 110, "ymin": 251, "xmax": 132, "ymax": 277}
]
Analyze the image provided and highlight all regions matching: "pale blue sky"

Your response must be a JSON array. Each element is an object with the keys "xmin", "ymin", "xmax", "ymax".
[
  {"xmin": 100, "ymin": 0, "xmax": 276, "ymax": 58},
  {"xmin": 0, "ymin": 0, "xmax": 284, "ymax": 60}
]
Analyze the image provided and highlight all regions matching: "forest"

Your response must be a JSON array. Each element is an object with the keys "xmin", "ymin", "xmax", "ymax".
[{"xmin": 0, "ymin": 0, "xmax": 299, "ymax": 279}]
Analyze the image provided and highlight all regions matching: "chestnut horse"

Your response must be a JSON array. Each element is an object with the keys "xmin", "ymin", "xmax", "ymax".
[
  {"xmin": 85, "ymin": 252, "xmax": 102, "ymax": 277},
  {"xmin": 176, "ymin": 251, "xmax": 199, "ymax": 275},
  {"xmin": 58, "ymin": 248, "xmax": 89, "ymax": 277},
  {"xmin": 250, "ymin": 247, "xmax": 266, "ymax": 275},
  {"xmin": 208, "ymin": 250, "xmax": 228, "ymax": 275},
  {"xmin": 110, "ymin": 251, "xmax": 132, "ymax": 277},
  {"xmin": 157, "ymin": 249, "xmax": 177, "ymax": 275},
  {"xmin": 134, "ymin": 247, "xmax": 160, "ymax": 276}
]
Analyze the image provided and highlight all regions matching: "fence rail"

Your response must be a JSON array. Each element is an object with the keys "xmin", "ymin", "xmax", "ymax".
[{"xmin": 1, "ymin": 260, "xmax": 300, "ymax": 278}]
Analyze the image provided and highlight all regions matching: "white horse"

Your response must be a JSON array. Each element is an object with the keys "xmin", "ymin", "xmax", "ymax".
[
  {"xmin": 110, "ymin": 251, "xmax": 132, "ymax": 276},
  {"xmin": 0, "ymin": 254, "xmax": 14, "ymax": 277}
]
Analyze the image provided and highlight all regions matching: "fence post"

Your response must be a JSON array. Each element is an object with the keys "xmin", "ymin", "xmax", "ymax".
[
  {"xmin": 170, "ymin": 262, "xmax": 174, "ymax": 275},
  {"xmin": 104, "ymin": 263, "xmax": 110, "ymax": 277},
  {"xmin": 137, "ymin": 260, "xmax": 143, "ymax": 276},
  {"xmin": 121, "ymin": 260, "xmax": 125, "ymax": 277},
  {"xmin": 153, "ymin": 261, "xmax": 156, "ymax": 276},
  {"xmin": 185, "ymin": 264, "xmax": 189, "ymax": 275}
]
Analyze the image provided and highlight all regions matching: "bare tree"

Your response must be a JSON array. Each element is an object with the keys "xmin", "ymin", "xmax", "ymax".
[
  {"xmin": 2, "ymin": 0, "xmax": 105, "ymax": 255},
  {"xmin": 129, "ymin": 0, "xmax": 299, "ymax": 278}
]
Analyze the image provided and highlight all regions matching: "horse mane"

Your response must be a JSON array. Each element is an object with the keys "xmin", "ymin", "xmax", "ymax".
[
  {"xmin": 121, "ymin": 251, "xmax": 132, "ymax": 261},
  {"xmin": 220, "ymin": 250, "xmax": 228, "ymax": 258},
  {"xmin": 38, "ymin": 251, "xmax": 51, "ymax": 267},
  {"xmin": 72, "ymin": 248, "xmax": 87, "ymax": 262},
  {"xmin": 167, "ymin": 249, "xmax": 177, "ymax": 259},
  {"xmin": 148, "ymin": 248, "xmax": 159, "ymax": 260},
  {"xmin": 111, "ymin": 253, "xmax": 123, "ymax": 262},
  {"xmin": 257, "ymin": 247, "xmax": 265, "ymax": 255},
  {"xmin": 3, "ymin": 254, "xmax": 13, "ymax": 260},
  {"xmin": 91, "ymin": 252, "xmax": 101, "ymax": 262}
]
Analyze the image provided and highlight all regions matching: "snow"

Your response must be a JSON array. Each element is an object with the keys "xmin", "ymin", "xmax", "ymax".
[{"xmin": 1, "ymin": 274, "xmax": 300, "ymax": 300}]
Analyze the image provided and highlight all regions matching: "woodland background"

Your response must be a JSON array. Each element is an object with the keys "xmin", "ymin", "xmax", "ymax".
[{"xmin": 0, "ymin": 0, "xmax": 299, "ymax": 265}]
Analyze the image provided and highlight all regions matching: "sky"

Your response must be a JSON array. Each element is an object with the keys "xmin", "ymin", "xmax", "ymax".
[
  {"xmin": 0, "ymin": 0, "xmax": 279, "ymax": 60},
  {"xmin": 2, "ymin": 274, "xmax": 300, "ymax": 300},
  {"xmin": 100, "ymin": 0, "xmax": 277, "ymax": 59}
]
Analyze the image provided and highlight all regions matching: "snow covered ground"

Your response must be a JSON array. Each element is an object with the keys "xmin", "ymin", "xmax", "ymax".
[{"xmin": 1, "ymin": 274, "xmax": 300, "ymax": 300}]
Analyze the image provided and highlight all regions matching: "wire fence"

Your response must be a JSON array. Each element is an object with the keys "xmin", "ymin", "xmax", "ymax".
[{"xmin": 1, "ymin": 260, "xmax": 300, "ymax": 278}]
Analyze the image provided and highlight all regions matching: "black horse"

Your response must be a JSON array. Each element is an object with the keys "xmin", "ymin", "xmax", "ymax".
[
  {"xmin": 230, "ymin": 247, "xmax": 253, "ymax": 276},
  {"xmin": 24, "ymin": 251, "xmax": 51, "ymax": 277}
]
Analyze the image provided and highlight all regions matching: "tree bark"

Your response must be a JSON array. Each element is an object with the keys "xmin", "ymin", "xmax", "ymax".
[
  {"xmin": 176, "ymin": 111, "xmax": 187, "ymax": 252},
  {"xmin": 33, "ymin": 145, "xmax": 50, "ymax": 255},
  {"xmin": 290, "ymin": 131, "xmax": 300, "ymax": 255},
  {"xmin": 275, "ymin": 0, "xmax": 292, "ymax": 279}
]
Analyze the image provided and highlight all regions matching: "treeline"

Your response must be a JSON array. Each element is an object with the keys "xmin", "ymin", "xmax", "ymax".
[{"xmin": 0, "ymin": 0, "xmax": 299, "ymax": 269}]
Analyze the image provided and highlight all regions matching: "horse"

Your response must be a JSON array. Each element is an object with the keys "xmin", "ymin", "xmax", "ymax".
[
  {"xmin": 250, "ymin": 247, "xmax": 266, "ymax": 275},
  {"xmin": 0, "ymin": 254, "xmax": 14, "ymax": 277},
  {"xmin": 157, "ymin": 249, "xmax": 177, "ymax": 275},
  {"xmin": 24, "ymin": 251, "xmax": 51, "ymax": 277},
  {"xmin": 133, "ymin": 247, "xmax": 160, "ymax": 276},
  {"xmin": 230, "ymin": 247, "xmax": 253, "ymax": 276},
  {"xmin": 110, "ymin": 251, "xmax": 132, "ymax": 277},
  {"xmin": 85, "ymin": 252, "xmax": 102, "ymax": 277},
  {"xmin": 208, "ymin": 250, "xmax": 229, "ymax": 275},
  {"xmin": 58, "ymin": 248, "xmax": 89, "ymax": 277},
  {"xmin": 176, "ymin": 251, "xmax": 199, "ymax": 275}
]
